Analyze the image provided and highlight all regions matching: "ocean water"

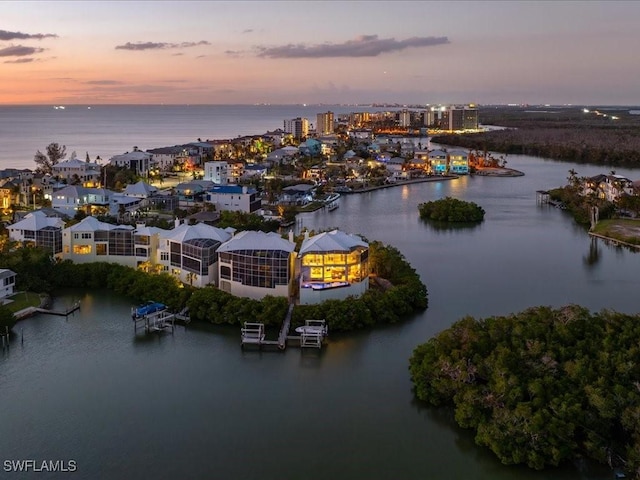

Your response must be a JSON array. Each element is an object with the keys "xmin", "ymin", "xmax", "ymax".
[{"xmin": 0, "ymin": 104, "xmax": 379, "ymax": 170}]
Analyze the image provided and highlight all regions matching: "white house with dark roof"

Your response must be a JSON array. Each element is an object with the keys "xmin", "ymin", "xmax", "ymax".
[
  {"xmin": 0, "ymin": 269, "xmax": 16, "ymax": 299},
  {"xmin": 297, "ymin": 230, "xmax": 369, "ymax": 305},
  {"xmin": 8, "ymin": 211, "xmax": 65, "ymax": 254},
  {"xmin": 217, "ymin": 231, "xmax": 296, "ymax": 300},
  {"xmin": 157, "ymin": 222, "xmax": 232, "ymax": 287}
]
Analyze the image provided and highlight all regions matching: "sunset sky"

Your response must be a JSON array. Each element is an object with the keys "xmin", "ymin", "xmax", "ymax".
[{"xmin": 1, "ymin": 1, "xmax": 638, "ymax": 105}]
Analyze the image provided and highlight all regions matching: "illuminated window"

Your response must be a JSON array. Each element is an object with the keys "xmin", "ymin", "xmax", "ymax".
[
  {"xmin": 96, "ymin": 244, "xmax": 107, "ymax": 255},
  {"xmin": 73, "ymin": 245, "xmax": 92, "ymax": 255}
]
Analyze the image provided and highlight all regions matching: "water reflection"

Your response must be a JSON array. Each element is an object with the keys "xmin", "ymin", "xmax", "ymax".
[
  {"xmin": 420, "ymin": 218, "xmax": 483, "ymax": 233},
  {"xmin": 583, "ymin": 236, "xmax": 601, "ymax": 268}
]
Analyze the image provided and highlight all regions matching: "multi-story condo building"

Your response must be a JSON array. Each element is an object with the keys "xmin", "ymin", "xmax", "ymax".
[
  {"xmin": 316, "ymin": 111, "xmax": 334, "ymax": 135},
  {"xmin": 8, "ymin": 210, "xmax": 65, "ymax": 254},
  {"xmin": 284, "ymin": 117, "xmax": 309, "ymax": 140},
  {"xmin": 298, "ymin": 230, "xmax": 369, "ymax": 305},
  {"xmin": 156, "ymin": 222, "xmax": 232, "ymax": 287},
  {"xmin": 217, "ymin": 231, "xmax": 296, "ymax": 300},
  {"xmin": 203, "ymin": 162, "xmax": 229, "ymax": 185},
  {"xmin": 397, "ymin": 109, "xmax": 412, "ymax": 128},
  {"xmin": 204, "ymin": 185, "xmax": 261, "ymax": 213},
  {"xmin": 440, "ymin": 106, "xmax": 479, "ymax": 131}
]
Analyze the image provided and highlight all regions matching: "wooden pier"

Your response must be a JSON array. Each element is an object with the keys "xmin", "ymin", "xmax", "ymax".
[
  {"xmin": 240, "ymin": 305, "xmax": 328, "ymax": 351},
  {"xmin": 35, "ymin": 301, "xmax": 81, "ymax": 317},
  {"xmin": 133, "ymin": 309, "xmax": 176, "ymax": 334}
]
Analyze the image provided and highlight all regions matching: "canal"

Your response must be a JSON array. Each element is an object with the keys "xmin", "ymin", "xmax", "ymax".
[{"xmin": 1, "ymin": 152, "xmax": 638, "ymax": 479}]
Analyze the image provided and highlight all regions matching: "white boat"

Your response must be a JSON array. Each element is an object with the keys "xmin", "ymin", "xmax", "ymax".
[{"xmin": 325, "ymin": 193, "xmax": 340, "ymax": 211}]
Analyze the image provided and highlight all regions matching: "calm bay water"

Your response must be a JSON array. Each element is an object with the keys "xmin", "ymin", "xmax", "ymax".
[
  {"xmin": 0, "ymin": 104, "xmax": 377, "ymax": 170},
  {"xmin": 1, "ymin": 107, "xmax": 639, "ymax": 479}
]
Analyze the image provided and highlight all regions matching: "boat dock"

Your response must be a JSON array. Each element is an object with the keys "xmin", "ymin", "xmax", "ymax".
[
  {"xmin": 133, "ymin": 308, "xmax": 176, "ymax": 334},
  {"xmin": 35, "ymin": 301, "xmax": 81, "ymax": 317},
  {"xmin": 241, "ymin": 302, "xmax": 328, "ymax": 351}
]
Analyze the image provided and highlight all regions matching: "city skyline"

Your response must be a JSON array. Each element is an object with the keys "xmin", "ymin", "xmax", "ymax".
[{"xmin": 1, "ymin": 1, "xmax": 639, "ymax": 106}]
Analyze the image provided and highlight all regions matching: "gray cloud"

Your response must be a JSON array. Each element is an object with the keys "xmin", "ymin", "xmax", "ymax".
[
  {"xmin": 243, "ymin": 29, "xmax": 253, "ymax": 34},
  {"xmin": 256, "ymin": 34, "xmax": 449, "ymax": 58},
  {"xmin": 4, "ymin": 58, "xmax": 35, "ymax": 64},
  {"xmin": 84, "ymin": 80, "xmax": 125, "ymax": 85},
  {"xmin": 0, "ymin": 45, "xmax": 45, "ymax": 57},
  {"xmin": 0, "ymin": 29, "xmax": 57, "ymax": 41},
  {"xmin": 115, "ymin": 40, "xmax": 210, "ymax": 51}
]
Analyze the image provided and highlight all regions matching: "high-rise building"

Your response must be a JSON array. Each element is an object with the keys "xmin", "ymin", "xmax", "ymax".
[
  {"xmin": 316, "ymin": 111, "xmax": 334, "ymax": 135},
  {"xmin": 439, "ymin": 106, "xmax": 479, "ymax": 131},
  {"xmin": 397, "ymin": 109, "xmax": 412, "ymax": 128},
  {"xmin": 284, "ymin": 117, "xmax": 309, "ymax": 140}
]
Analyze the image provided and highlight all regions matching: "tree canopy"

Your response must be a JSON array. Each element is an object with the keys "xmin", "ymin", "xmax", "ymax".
[
  {"xmin": 34, "ymin": 142, "xmax": 67, "ymax": 175},
  {"xmin": 410, "ymin": 305, "xmax": 640, "ymax": 475},
  {"xmin": 418, "ymin": 197, "xmax": 485, "ymax": 222}
]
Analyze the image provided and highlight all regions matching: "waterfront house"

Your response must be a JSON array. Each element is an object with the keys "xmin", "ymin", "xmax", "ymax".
[
  {"xmin": 297, "ymin": 230, "xmax": 369, "ymax": 305},
  {"xmin": 217, "ymin": 231, "xmax": 296, "ymax": 300},
  {"xmin": 51, "ymin": 157, "xmax": 102, "ymax": 187},
  {"xmin": 8, "ymin": 211, "xmax": 65, "ymax": 255},
  {"xmin": 584, "ymin": 174, "xmax": 635, "ymax": 202},
  {"xmin": 0, "ymin": 269, "xmax": 16, "ymax": 299},
  {"xmin": 204, "ymin": 185, "xmax": 261, "ymax": 213},
  {"xmin": 156, "ymin": 222, "xmax": 232, "ymax": 287},
  {"xmin": 280, "ymin": 184, "xmax": 314, "ymax": 206},
  {"xmin": 448, "ymin": 150, "xmax": 469, "ymax": 174},
  {"xmin": 429, "ymin": 150, "xmax": 448, "ymax": 174},
  {"xmin": 62, "ymin": 216, "xmax": 137, "ymax": 267}
]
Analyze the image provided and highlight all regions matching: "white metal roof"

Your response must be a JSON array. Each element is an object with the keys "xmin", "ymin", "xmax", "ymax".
[
  {"xmin": 217, "ymin": 230, "xmax": 295, "ymax": 253},
  {"xmin": 299, "ymin": 229, "xmax": 367, "ymax": 255}
]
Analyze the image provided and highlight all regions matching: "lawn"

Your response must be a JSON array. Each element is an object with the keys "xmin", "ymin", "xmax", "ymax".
[
  {"xmin": 3, "ymin": 292, "xmax": 43, "ymax": 314},
  {"xmin": 592, "ymin": 219, "xmax": 640, "ymax": 246}
]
